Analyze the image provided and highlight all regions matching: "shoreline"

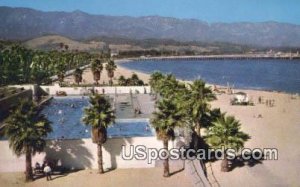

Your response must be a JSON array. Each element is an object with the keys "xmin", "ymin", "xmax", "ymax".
[{"xmin": 116, "ymin": 60, "xmax": 299, "ymax": 95}]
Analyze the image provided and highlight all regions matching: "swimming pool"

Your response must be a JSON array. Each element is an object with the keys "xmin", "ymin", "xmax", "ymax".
[{"xmin": 42, "ymin": 97, "xmax": 154, "ymax": 139}]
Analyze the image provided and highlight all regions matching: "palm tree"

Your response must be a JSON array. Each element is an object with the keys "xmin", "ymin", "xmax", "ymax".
[
  {"xmin": 91, "ymin": 59, "xmax": 103, "ymax": 85},
  {"xmin": 105, "ymin": 59, "xmax": 117, "ymax": 86},
  {"xmin": 56, "ymin": 62, "xmax": 66, "ymax": 84},
  {"xmin": 129, "ymin": 73, "xmax": 140, "ymax": 85},
  {"xmin": 30, "ymin": 52, "xmax": 50, "ymax": 85},
  {"xmin": 118, "ymin": 75, "xmax": 127, "ymax": 86},
  {"xmin": 73, "ymin": 68, "xmax": 83, "ymax": 85},
  {"xmin": 187, "ymin": 80, "xmax": 216, "ymax": 136},
  {"xmin": 64, "ymin": 45, "xmax": 69, "ymax": 51},
  {"xmin": 19, "ymin": 46, "xmax": 33, "ymax": 84},
  {"xmin": 2, "ymin": 46, "xmax": 23, "ymax": 85},
  {"xmin": 151, "ymin": 98, "xmax": 185, "ymax": 177},
  {"xmin": 205, "ymin": 113, "xmax": 250, "ymax": 172},
  {"xmin": 149, "ymin": 72, "xmax": 165, "ymax": 93},
  {"xmin": 82, "ymin": 94, "xmax": 115, "ymax": 173},
  {"xmin": 2, "ymin": 99, "xmax": 52, "ymax": 181}
]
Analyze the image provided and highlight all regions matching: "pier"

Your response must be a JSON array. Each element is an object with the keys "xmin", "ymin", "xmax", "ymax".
[{"xmin": 127, "ymin": 54, "xmax": 300, "ymax": 61}]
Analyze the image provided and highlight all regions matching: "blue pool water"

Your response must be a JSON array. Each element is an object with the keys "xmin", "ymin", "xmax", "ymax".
[
  {"xmin": 42, "ymin": 97, "xmax": 154, "ymax": 139},
  {"xmin": 121, "ymin": 59, "xmax": 300, "ymax": 93}
]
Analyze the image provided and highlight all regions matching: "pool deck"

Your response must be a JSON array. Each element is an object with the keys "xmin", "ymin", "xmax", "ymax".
[{"xmin": 114, "ymin": 93, "xmax": 155, "ymax": 119}]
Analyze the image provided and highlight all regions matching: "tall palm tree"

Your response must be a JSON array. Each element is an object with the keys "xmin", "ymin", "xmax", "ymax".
[
  {"xmin": 187, "ymin": 79, "xmax": 216, "ymax": 136},
  {"xmin": 2, "ymin": 99, "xmax": 52, "ymax": 181},
  {"xmin": 91, "ymin": 59, "xmax": 103, "ymax": 85},
  {"xmin": 205, "ymin": 113, "xmax": 250, "ymax": 172},
  {"xmin": 151, "ymin": 98, "xmax": 185, "ymax": 177},
  {"xmin": 82, "ymin": 94, "xmax": 115, "ymax": 174},
  {"xmin": 73, "ymin": 68, "xmax": 83, "ymax": 85},
  {"xmin": 105, "ymin": 59, "xmax": 117, "ymax": 86}
]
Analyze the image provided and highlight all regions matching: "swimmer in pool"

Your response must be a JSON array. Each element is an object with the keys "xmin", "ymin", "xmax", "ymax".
[{"xmin": 59, "ymin": 118, "xmax": 65, "ymax": 124}]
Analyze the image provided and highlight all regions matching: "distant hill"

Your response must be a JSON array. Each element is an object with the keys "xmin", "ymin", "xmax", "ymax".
[
  {"xmin": 1, "ymin": 6, "xmax": 300, "ymax": 47},
  {"xmin": 24, "ymin": 35, "xmax": 107, "ymax": 52},
  {"xmin": 22, "ymin": 35, "xmax": 253, "ymax": 55}
]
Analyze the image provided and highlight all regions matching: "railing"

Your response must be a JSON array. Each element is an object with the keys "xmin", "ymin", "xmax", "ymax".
[
  {"xmin": 185, "ymin": 159, "xmax": 211, "ymax": 187},
  {"xmin": 206, "ymin": 162, "xmax": 221, "ymax": 187}
]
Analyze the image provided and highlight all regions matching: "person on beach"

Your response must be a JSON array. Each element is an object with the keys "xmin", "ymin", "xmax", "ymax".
[{"xmin": 44, "ymin": 164, "xmax": 52, "ymax": 181}]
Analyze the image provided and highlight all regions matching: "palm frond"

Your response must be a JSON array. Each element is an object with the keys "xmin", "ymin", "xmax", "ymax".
[{"xmin": 3, "ymin": 99, "xmax": 52, "ymax": 156}]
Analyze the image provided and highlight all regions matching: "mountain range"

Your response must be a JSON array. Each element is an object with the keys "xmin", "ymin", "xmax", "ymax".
[{"xmin": 1, "ymin": 6, "xmax": 300, "ymax": 47}]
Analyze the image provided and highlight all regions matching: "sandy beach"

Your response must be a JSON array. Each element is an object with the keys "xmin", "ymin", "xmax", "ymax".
[{"xmin": 209, "ymin": 90, "xmax": 300, "ymax": 186}]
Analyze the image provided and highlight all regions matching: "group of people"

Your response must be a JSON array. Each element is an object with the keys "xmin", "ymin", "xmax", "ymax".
[
  {"xmin": 265, "ymin": 99, "xmax": 275, "ymax": 107},
  {"xmin": 258, "ymin": 96, "xmax": 275, "ymax": 107}
]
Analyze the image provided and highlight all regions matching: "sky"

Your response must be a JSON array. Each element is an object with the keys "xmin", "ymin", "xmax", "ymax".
[{"xmin": 1, "ymin": 0, "xmax": 300, "ymax": 24}]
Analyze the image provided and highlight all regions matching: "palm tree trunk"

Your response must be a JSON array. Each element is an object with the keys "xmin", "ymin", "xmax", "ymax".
[
  {"xmin": 109, "ymin": 77, "xmax": 113, "ymax": 86},
  {"xmin": 163, "ymin": 139, "xmax": 170, "ymax": 177},
  {"xmin": 98, "ymin": 77, "xmax": 101, "ymax": 86},
  {"xmin": 97, "ymin": 143, "xmax": 104, "ymax": 174},
  {"xmin": 221, "ymin": 156, "xmax": 229, "ymax": 172},
  {"xmin": 25, "ymin": 147, "xmax": 33, "ymax": 181},
  {"xmin": 196, "ymin": 122, "xmax": 201, "ymax": 136},
  {"xmin": 93, "ymin": 72, "xmax": 100, "ymax": 85}
]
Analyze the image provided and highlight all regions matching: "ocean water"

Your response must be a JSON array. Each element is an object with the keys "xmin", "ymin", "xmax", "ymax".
[{"xmin": 121, "ymin": 59, "xmax": 300, "ymax": 93}]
